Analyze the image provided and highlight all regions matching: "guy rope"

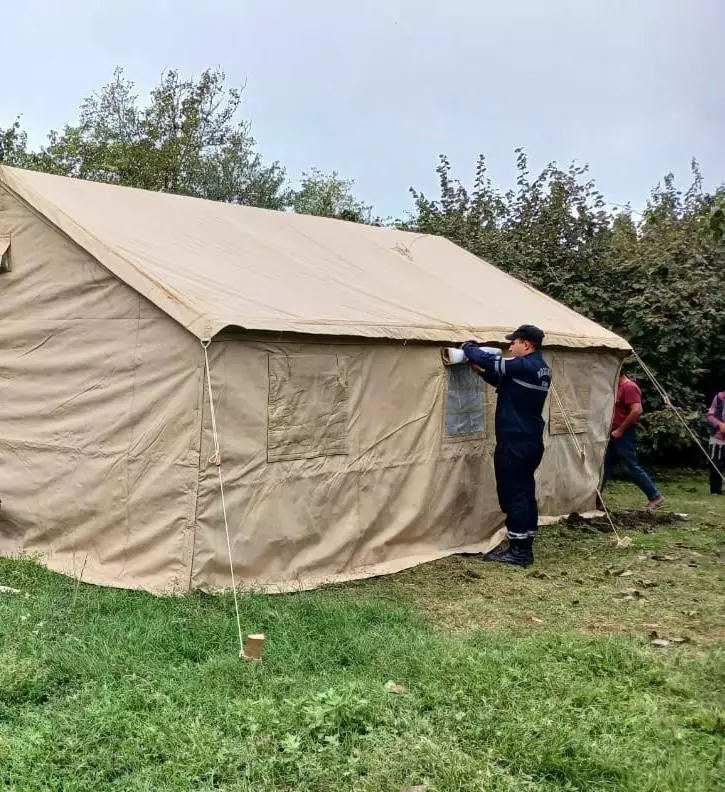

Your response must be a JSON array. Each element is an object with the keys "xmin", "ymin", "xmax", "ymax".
[
  {"xmin": 201, "ymin": 339, "xmax": 245, "ymax": 657},
  {"xmin": 549, "ymin": 384, "xmax": 629, "ymax": 547}
]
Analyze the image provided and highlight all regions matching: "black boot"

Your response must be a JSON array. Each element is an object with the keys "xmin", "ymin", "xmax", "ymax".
[{"xmin": 484, "ymin": 537, "xmax": 533, "ymax": 568}]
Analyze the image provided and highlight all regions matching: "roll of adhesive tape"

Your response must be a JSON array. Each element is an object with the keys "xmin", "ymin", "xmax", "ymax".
[{"xmin": 441, "ymin": 347, "xmax": 468, "ymax": 366}]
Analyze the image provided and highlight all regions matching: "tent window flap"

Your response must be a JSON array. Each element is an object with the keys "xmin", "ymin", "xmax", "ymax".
[
  {"xmin": 267, "ymin": 354, "xmax": 350, "ymax": 462},
  {"xmin": 549, "ymin": 358, "xmax": 591, "ymax": 435}
]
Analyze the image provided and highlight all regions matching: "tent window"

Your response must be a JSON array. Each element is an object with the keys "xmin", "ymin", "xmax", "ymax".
[
  {"xmin": 267, "ymin": 354, "xmax": 350, "ymax": 462},
  {"xmin": 445, "ymin": 365, "xmax": 485, "ymax": 437},
  {"xmin": 0, "ymin": 235, "xmax": 10, "ymax": 273},
  {"xmin": 549, "ymin": 358, "xmax": 591, "ymax": 435}
]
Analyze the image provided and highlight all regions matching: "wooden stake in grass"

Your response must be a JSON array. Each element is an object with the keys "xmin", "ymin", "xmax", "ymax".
[{"xmin": 242, "ymin": 633, "xmax": 265, "ymax": 661}]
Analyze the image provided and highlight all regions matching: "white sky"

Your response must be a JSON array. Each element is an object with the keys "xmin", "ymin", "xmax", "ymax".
[{"xmin": 3, "ymin": 0, "xmax": 723, "ymax": 218}]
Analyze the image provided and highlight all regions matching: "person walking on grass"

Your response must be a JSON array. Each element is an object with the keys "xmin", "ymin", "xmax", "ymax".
[
  {"xmin": 600, "ymin": 370, "xmax": 664, "ymax": 510},
  {"xmin": 706, "ymin": 389, "xmax": 725, "ymax": 495},
  {"xmin": 462, "ymin": 325, "xmax": 551, "ymax": 568}
]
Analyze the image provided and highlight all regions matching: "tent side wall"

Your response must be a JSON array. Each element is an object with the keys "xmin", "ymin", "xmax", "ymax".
[
  {"xmin": 0, "ymin": 187, "xmax": 203, "ymax": 593},
  {"xmin": 538, "ymin": 348, "xmax": 620, "ymax": 517},
  {"xmin": 191, "ymin": 337, "xmax": 621, "ymax": 592}
]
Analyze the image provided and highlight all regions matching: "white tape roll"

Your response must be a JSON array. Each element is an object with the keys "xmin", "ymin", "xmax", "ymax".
[{"xmin": 441, "ymin": 347, "xmax": 468, "ymax": 366}]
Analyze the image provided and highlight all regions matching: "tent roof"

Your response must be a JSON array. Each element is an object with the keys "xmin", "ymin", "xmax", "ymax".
[{"xmin": 0, "ymin": 166, "xmax": 630, "ymax": 350}]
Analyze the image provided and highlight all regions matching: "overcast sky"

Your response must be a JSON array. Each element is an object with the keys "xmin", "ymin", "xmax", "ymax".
[{"xmin": 3, "ymin": 0, "xmax": 723, "ymax": 218}]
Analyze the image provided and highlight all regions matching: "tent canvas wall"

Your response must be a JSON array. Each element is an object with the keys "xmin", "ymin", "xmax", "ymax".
[{"xmin": 0, "ymin": 166, "xmax": 630, "ymax": 593}]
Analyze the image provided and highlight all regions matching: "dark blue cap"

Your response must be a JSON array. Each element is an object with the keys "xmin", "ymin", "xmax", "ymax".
[{"xmin": 505, "ymin": 325, "xmax": 545, "ymax": 345}]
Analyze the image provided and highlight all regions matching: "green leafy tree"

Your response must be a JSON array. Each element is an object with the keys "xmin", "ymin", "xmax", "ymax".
[
  {"xmin": 705, "ymin": 192, "xmax": 725, "ymax": 242},
  {"xmin": 600, "ymin": 169, "xmax": 716, "ymax": 454},
  {"xmin": 0, "ymin": 119, "xmax": 47, "ymax": 169},
  {"xmin": 0, "ymin": 120, "xmax": 27, "ymax": 166},
  {"xmin": 292, "ymin": 168, "xmax": 373, "ymax": 222},
  {"xmin": 39, "ymin": 68, "xmax": 289, "ymax": 208}
]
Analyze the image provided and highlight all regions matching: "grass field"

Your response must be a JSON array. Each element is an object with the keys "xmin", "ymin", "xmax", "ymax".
[{"xmin": 1, "ymin": 471, "xmax": 723, "ymax": 791}]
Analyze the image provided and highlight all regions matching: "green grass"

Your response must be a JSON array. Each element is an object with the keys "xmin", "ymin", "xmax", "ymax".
[
  {"xmin": 1, "ymin": 472, "xmax": 723, "ymax": 791},
  {"xmin": 351, "ymin": 471, "xmax": 725, "ymax": 641}
]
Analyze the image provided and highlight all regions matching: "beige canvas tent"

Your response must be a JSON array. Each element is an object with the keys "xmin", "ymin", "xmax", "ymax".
[{"xmin": 0, "ymin": 165, "xmax": 630, "ymax": 594}]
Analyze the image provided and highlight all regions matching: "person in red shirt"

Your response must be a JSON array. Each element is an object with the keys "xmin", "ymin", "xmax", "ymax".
[{"xmin": 600, "ymin": 372, "xmax": 664, "ymax": 509}]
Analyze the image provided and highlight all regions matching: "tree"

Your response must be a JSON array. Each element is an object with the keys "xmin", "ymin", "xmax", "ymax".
[
  {"xmin": 705, "ymin": 192, "xmax": 725, "ymax": 242},
  {"xmin": 404, "ymin": 154, "xmax": 506, "ymax": 260},
  {"xmin": 604, "ymin": 167, "xmax": 720, "ymax": 455},
  {"xmin": 40, "ymin": 68, "xmax": 290, "ymax": 208},
  {"xmin": 408, "ymin": 151, "xmax": 615, "ymax": 313},
  {"xmin": 0, "ymin": 119, "xmax": 34, "ymax": 168},
  {"xmin": 292, "ymin": 168, "xmax": 373, "ymax": 222}
]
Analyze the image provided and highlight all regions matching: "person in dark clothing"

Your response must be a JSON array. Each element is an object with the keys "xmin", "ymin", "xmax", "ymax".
[{"xmin": 462, "ymin": 325, "xmax": 551, "ymax": 567}]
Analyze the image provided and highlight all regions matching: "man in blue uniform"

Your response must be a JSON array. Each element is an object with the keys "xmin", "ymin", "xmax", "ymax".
[{"xmin": 462, "ymin": 325, "xmax": 551, "ymax": 567}]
